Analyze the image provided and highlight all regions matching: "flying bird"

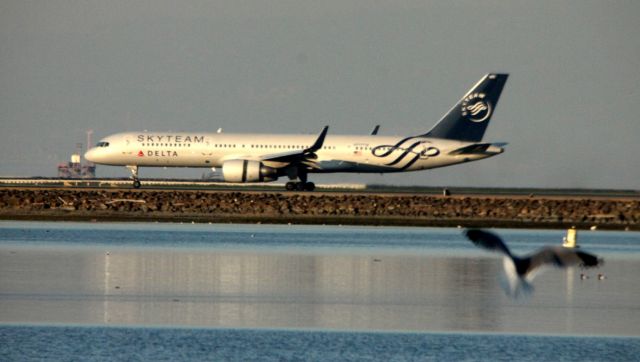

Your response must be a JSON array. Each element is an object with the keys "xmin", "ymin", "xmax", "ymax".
[{"xmin": 464, "ymin": 229, "xmax": 603, "ymax": 297}]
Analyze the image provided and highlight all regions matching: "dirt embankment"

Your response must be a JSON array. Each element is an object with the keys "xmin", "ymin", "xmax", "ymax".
[{"xmin": 0, "ymin": 188, "xmax": 638, "ymax": 230}]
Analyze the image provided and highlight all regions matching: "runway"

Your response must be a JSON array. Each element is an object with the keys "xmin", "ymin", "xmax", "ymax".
[{"xmin": 1, "ymin": 177, "xmax": 638, "ymax": 199}]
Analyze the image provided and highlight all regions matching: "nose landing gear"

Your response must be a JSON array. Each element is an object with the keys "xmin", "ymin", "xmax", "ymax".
[{"xmin": 126, "ymin": 165, "xmax": 141, "ymax": 189}]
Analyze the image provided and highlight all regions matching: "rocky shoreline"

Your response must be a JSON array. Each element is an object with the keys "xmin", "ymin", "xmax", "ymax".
[{"xmin": 1, "ymin": 188, "xmax": 638, "ymax": 230}]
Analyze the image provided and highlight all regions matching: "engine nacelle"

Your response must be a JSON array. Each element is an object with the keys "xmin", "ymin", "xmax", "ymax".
[{"xmin": 222, "ymin": 160, "xmax": 278, "ymax": 183}]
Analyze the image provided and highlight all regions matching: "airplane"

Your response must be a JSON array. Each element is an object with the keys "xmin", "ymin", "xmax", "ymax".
[{"xmin": 85, "ymin": 73, "xmax": 509, "ymax": 191}]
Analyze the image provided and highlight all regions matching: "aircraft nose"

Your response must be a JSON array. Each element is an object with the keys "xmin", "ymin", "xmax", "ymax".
[{"xmin": 84, "ymin": 148, "xmax": 98, "ymax": 162}]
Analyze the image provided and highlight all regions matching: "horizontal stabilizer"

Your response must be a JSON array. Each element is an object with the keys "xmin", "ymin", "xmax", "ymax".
[{"xmin": 449, "ymin": 143, "xmax": 506, "ymax": 155}]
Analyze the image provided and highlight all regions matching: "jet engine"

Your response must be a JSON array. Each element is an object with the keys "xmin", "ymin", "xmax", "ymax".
[{"xmin": 222, "ymin": 160, "xmax": 278, "ymax": 183}]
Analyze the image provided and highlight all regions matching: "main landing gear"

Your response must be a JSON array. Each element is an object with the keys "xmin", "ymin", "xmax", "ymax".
[
  {"xmin": 126, "ymin": 165, "xmax": 141, "ymax": 189},
  {"xmin": 285, "ymin": 181, "xmax": 315, "ymax": 191},
  {"xmin": 285, "ymin": 170, "xmax": 315, "ymax": 191}
]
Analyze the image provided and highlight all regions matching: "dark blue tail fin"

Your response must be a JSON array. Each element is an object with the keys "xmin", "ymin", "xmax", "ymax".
[{"xmin": 424, "ymin": 73, "xmax": 508, "ymax": 142}]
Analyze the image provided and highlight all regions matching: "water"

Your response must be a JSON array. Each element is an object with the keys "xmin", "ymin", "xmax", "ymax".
[
  {"xmin": 1, "ymin": 221, "xmax": 640, "ymax": 360},
  {"xmin": 2, "ymin": 221, "xmax": 637, "ymax": 255},
  {"xmin": 2, "ymin": 326, "xmax": 639, "ymax": 361}
]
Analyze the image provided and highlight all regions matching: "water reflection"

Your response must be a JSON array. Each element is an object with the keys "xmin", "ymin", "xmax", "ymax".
[{"xmin": 1, "ymin": 246, "xmax": 639, "ymax": 335}]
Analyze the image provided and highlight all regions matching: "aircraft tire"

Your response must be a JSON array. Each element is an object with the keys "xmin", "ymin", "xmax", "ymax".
[
  {"xmin": 133, "ymin": 180, "xmax": 141, "ymax": 189},
  {"xmin": 304, "ymin": 182, "xmax": 315, "ymax": 191},
  {"xmin": 285, "ymin": 182, "xmax": 295, "ymax": 191}
]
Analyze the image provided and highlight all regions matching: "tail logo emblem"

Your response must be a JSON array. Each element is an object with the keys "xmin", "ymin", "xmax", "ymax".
[{"xmin": 461, "ymin": 92, "xmax": 492, "ymax": 123}]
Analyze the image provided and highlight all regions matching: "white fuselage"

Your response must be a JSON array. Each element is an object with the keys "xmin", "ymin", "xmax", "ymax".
[
  {"xmin": 84, "ymin": 74, "xmax": 509, "ymax": 186},
  {"xmin": 85, "ymin": 131, "xmax": 502, "ymax": 175}
]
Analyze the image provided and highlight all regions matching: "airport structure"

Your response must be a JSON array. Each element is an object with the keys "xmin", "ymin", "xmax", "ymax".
[{"xmin": 57, "ymin": 131, "xmax": 97, "ymax": 179}]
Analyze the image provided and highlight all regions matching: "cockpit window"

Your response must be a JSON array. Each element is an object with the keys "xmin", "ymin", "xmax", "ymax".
[{"xmin": 97, "ymin": 142, "xmax": 110, "ymax": 147}]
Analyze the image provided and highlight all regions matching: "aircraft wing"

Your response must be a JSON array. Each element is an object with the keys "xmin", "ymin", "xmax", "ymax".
[{"xmin": 259, "ymin": 126, "xmax": 329, "ymax": 165}]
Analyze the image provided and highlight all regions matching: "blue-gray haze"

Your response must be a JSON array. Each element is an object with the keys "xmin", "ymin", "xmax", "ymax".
[{"xmin": 1, "ymin": 1, "xmax": 638, "ymax": 189}]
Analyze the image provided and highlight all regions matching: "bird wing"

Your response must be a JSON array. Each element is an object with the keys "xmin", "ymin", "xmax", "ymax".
[
  {"xmin": 502, "ymin": 257, "xmax": 534, "ymax": 297},
  {"xmin": 526, "ymin": 246, "xmax": 602, "ymax": 275},
  {"xmin": 464, "ymin": 229, "xmax": 513, "ymax": 257}
]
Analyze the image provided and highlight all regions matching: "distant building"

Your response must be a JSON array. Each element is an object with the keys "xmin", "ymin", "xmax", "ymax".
[{"xmin": 57, "ymin": 142, "xmax": 96, "ymax": 178}]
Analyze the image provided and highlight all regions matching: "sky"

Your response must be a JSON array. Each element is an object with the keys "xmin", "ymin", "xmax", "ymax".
[{"xmin": 1, "ymin": 1, "xmax": 638, "ymax": 189}]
